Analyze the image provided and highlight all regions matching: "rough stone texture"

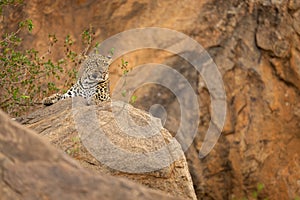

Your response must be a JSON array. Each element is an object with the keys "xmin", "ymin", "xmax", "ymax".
[
  {"xmin": 0, "ymin": 109, "xmax": 183, "ymax": 200},
  {"xmin": 1, "ymin": 0, "xmax": 300, "ymax": 199},
  {"xmin": 18, "ymin": 99, "xmax": 197, "ymax": 200}
]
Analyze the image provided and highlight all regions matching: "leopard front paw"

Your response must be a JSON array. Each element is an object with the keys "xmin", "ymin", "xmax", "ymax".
[{"xmin": 42, "ymin": 93, "xmax": 62, "ymax": 106}]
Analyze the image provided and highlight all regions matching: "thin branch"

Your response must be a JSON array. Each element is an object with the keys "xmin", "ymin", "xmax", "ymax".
[{"xmin": 0, "ymin": 28, "xmax": 21, "ymax": 43}]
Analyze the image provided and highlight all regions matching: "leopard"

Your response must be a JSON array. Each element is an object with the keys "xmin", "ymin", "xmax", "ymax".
[{"xmin": 42, "ymin": 54, "xmax": 112, "ymax": 106}]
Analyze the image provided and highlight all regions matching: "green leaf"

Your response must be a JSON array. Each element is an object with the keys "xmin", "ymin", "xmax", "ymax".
[
  {"xmin": 123, "ymin": 69, "xmax": 129, "ymax": 75},
  {"xmin": 130, "ymin": 95, "xmax": 137, "ymax": 104},
  {"xmin": 257, "ymin": 183, "xmax": 264, "ymax": 193},
  {"xmin": 122, "ymin": 90, "xmax": 127, "ymax": 97},
  {"xmin": 20, "ymin": 95, "xmax": 30, "ymax": 99},
  {"xmin": 121, "ymin": 58, "xmax": 128, "ymax": 67},
  {"xmin": 71, "ymin": 137, "xmax": 80, "ymax": 143},
  {"xmin": 26, "ymin": 19, "xmax": 33, "ymax": 32},
  {"xmin": 65, "ymin": 34, "xmax": 73, "ymax": 45},
  {"xmin": 110, "ymin": 47, "xmax": 115, "ymax": 56},
  {"xmin": 18, "ymin": 19, "xmax": 34, "ymax": 32},
  {"xmin": 252, "ymin": 191, "xmax": 258, "ymax": 198},
  {"xmin": 12, "ymin": 87, "xmax": 19, "ymax": 100}
]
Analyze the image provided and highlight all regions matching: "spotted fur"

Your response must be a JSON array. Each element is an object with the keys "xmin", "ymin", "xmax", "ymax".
[{"xmin": 43, "ymin": 54, "xmax": 111, "ymax": 106}]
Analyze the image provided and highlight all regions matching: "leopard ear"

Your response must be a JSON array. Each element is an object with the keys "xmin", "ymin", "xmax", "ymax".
[{"xmin": 106, "ymin": 55, "xmax": 113, "ymax": 65}]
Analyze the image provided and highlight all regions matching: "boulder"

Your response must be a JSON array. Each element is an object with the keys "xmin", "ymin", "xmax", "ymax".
[
  {"xmin": 17, "ymin": 98, "xmax": 197, "ymax": 200},
  {"xmin": 0, "ymin": 109, "xmax": 183, "ymax": 200}
]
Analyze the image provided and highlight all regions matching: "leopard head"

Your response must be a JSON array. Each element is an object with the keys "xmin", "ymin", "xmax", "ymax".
[{"xmin": 79, "ymin": 54, "xmax": 112, "ymax": 89}]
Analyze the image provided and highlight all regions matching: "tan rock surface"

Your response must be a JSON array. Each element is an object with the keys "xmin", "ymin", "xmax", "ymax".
[
  {"xmin": 18, "ymin": 98, "xmax": 197, "ymax": 200},
  {"xmin": 0, "ymin": 109, "xmax": 183, "ymax": 200}
]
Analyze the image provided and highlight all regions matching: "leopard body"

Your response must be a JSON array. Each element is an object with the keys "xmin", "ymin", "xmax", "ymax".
[{"xmin": 43, "ymin": 54, "xmax": 111, "ymax": 105}]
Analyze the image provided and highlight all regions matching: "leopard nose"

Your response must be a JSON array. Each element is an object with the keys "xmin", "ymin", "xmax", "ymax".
[{"xmin": 92, "ymin": 73, "xmax": 98, "ymax": 78}]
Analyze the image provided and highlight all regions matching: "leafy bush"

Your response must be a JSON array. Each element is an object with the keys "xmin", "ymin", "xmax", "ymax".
[
  {"xmin": 0, "ymin": 2, "xmax": 96, "ymax": 116},
  {"xmin": 0, "ymin": 1, "xmax": 135, "ymax": 116}
]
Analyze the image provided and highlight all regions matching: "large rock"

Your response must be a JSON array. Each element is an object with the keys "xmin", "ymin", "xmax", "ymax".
[
  {"xmin": 0, "ymin": 109, "xmax": 183, "ymax": 200},
  {"xmin": 18, "ymin": 98, "xmax": 197, "ymax": 200}
]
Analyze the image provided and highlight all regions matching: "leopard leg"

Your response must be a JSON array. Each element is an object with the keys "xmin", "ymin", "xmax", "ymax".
[{"xmin": 42, "ymin": 93, "xmax": 63, "ymax": 106}]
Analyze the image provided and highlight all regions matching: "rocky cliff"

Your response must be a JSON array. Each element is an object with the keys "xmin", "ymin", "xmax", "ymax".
[{"xmin": 1, "ymin": 0, "xmax": 300, "ymax": 199}]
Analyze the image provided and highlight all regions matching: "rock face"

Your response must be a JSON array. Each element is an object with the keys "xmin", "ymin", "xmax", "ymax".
[
  {"xmin": 18, "ymin": 98, "xmax": 197, "ymax": 200},
  {"xmin": 2, "ymin": 0, "xmax": 300, "ymax": 199},
  {"xmin": 0, "ymin": 109, "xmax": 183, "ymax": 200}
]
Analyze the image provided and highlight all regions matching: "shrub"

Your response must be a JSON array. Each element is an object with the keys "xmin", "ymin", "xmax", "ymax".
[{"xmin": 0, "ymin": 2, "xmax": 96, "ymax": 116}]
